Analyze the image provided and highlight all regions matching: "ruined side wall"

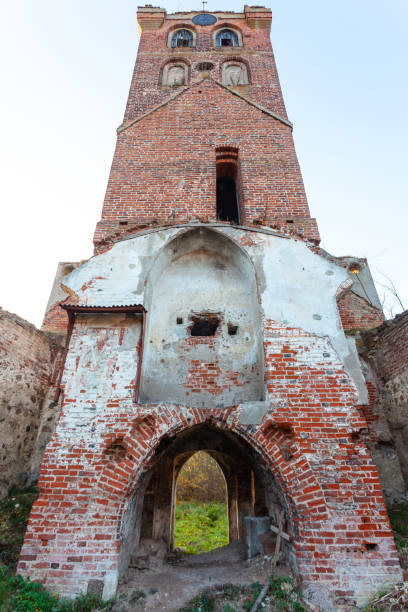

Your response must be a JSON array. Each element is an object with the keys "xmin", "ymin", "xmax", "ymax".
[
  {"xmin": 0, "ymin": 308, "xmax": 64, "ymax": 497},
  {"xmin": 338, "ymin": 292, "xmax": 384, "ymax": 332},
  {"xmin": 360, "ymin": 311, "xmax": 408, "ymax": 500}
]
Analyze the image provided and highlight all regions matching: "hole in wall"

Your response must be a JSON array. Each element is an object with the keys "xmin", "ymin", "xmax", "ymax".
[
  {"xmin": 348, "ymin": 262, "xmax": 362, "ymax": 274},
  {"xmin": 62, "ymin": 264, "xmax": 75, "ymax": 276},
  {"xmin": 119, "ymin": 221, "xmax": 128, "ymax": 226},
  {"xmin": 364, "ymin": 542, "xmax": 378, "ymax": 551},
  {"xmin": 190, "ymin": 314, "xmax": 220, "ymax": 336},
  {"xmin": 176, "ymin": 317, "xmax": 183, "ymax": 325},
  {"xmin": 103, "ymin": 437, "xmax": 127, "ymax": 463},
  {"xmin": 286, "ymin": 219, "xmax": 294, "ymax": 224},
  {"xmin": 196, "ymin": 62, "xmax": 214, "ymax": 72},
  {"xmin": 228, "ymin": 323, "xmax": 238, "ymax": 336}
]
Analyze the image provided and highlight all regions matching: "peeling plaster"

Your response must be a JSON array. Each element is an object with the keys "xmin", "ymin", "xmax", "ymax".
[{"xmin": 62, "ymin": 227, "xmax": 365, "ymax": 402}]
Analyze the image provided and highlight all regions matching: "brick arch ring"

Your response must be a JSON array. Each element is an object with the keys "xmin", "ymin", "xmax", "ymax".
[{"xmin": 96, "ymin": 406, "xmax": 328, "ymax": 546}]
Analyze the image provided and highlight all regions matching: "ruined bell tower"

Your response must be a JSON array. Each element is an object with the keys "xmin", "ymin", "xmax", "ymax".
[{"xmin": 19, "ymin": 5, "xmax": 401, "ymax": 609}]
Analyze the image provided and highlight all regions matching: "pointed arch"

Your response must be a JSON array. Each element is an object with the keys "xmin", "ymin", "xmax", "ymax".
[{"xmin": 139, "ymin": 227, "xmax": 265, "ymax": 407}]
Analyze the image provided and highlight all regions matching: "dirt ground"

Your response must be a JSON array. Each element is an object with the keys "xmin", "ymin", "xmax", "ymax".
[{"xmin": 112, "ymin": 540, "xmax": 294, "ymax": 611}]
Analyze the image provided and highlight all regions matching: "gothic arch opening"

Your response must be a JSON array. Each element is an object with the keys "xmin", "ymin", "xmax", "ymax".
[
  {"xmin": 174, "ymin": 451, "xmax": 229, "ymax": 554},
  {"xmin": 118, "ymin": 424, "xmax": 293, "ymax": 578},
  {"xmin": 140, "ymin": 228, "xmax": 264, "ymax": 407}
]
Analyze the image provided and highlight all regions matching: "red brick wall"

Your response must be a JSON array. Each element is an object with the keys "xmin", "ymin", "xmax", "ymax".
[
  {"xmin": 338, "ymin": 291, "xmax": 384, "ymax": 332},
  {"xmin": 18, "ymin": 316, "xmax": 402, "ymax": 605},
  {"xmin": 92, "ymin": 7, "xmax": 319, "ymax": 251},
  {"xmin": 42, "ymin": 302, "xmax": 69, "ymax": 333},
  {"xmin": 366, "ymin": 312, "xmax": 408, "ymax": 382},
  {"xmin": 94, "ymin": 78, "xmax": 315, "ymax": 250},
  {"xmin": 124, "ymin": 8, "xmax": 287, "ymax": 124}
]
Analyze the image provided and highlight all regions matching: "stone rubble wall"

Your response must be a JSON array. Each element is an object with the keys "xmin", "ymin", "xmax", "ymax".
[
  {"xmin": 0, "ymin": 307, "xmax": 64, "ymax": 497},
  {"xmin": 359, "ymin": 311, "xmax": 408, "ymax": 502}
]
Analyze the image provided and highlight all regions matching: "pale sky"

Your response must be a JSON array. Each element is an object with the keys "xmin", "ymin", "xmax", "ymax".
[{"xmin": 0, "ymin": 1, "xmax": 407, "ymax": 328}]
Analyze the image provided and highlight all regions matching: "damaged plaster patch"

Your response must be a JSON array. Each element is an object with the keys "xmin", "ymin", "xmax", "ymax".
[
  {"xmin": 102, "ymin": 570, "xmax": 118, "ymax": 600},
  {"xmin": 238, "ymin": 401, "xmax": 270, "ymax": 425},
  {"xmin": 62, "ymin": 228, "xmax": 182, "ymax": 306},
  {"xmin": 330, "ymin": 335, "xmax": 369, "ymax": 405}
]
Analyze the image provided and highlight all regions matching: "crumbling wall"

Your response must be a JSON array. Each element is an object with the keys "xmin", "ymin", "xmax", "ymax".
[
  {"xmin": 320, "ymin": 251, "xmax": 384, "ymax": 332},
  {"xmin": 18, "ymin": 228, "xmax": 403, "ymax": 608},
  {"xmin": 0, "ymin": 307, "xmax": 64, "ymax": 497},
  {"xmin": 359, "ymin": 311, "xmax": 408, "ymax": 502}
]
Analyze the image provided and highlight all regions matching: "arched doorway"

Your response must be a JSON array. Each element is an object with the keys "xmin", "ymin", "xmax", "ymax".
[
  {"xmin": 120, "ymin": 424, "xmax": 292, "ymax": 575},
  {"xmin": 173, "ymin": 451, "xmax": 229, "ymax": 554}
]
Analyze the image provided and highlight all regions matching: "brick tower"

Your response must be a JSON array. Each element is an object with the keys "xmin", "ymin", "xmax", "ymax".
[{"xmin": 19, "ymin": 6, "xmax": 401, "ymax": 608}]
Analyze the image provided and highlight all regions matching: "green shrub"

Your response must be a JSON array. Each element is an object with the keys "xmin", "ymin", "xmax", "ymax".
[{"xmin": 174, "ymin": 502, "xmax": 228, "ymax": 554}]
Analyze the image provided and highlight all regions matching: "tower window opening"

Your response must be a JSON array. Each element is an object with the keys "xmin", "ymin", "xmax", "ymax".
[
  {"xmin": 171, "ymin": 29, "xmax": 194, "ymax": 48},
  {"xmin": 190, "ymin": 314, "xmax": 220, "ymax": 336},
  {"xmin": 216, "ymin": 148, "xmax": 240, "ymax": 223},
  {"xmin": 216, "ymin": 29, "xmax": 239, "ymax": 47}
]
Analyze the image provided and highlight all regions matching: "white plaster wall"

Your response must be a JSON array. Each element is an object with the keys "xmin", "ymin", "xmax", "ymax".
[
  {"xmin": 61, "ymin": 313, "xmax": 141, "ymax": 434},
  {"xmin": 62, "ymin": 226, "xmax": 367, "ymax": 404},
  {"xmin": 140, "ymin": 227, "xmax": 264, "ymax": 407}
]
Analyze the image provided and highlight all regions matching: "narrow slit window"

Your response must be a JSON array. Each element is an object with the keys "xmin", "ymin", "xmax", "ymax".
[{"xmin": 216, "ymin": 148, "xmax": 240, "ymax": 224}]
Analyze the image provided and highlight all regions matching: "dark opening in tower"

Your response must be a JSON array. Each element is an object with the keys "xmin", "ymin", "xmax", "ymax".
[{"xmin": 216, "ymin": 147, "xmax": 240, "ymax": 224}]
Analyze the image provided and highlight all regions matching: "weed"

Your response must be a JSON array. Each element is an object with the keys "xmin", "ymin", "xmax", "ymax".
[
  {"xmin": 0, "ymin": 566, "xmax": 115, "ymax": 611},
  {"xmin": 129, "ymin": 589, "xmax": 146, "ymax": 604},
  {"xmin": 269, "ymin": 576, "xmax": 305, "ymax": 612},
  {"xmin": 180, "ymin": 593, "xmax": 215, "ymax": 612},
  {"xmin": 0, "ymin": 486, "xmax": 39, "ymax": 570},
  {"xmin": 243, "ymin": 582, "xmax": 262, "ymax": 610},
  {"xmin": 222, "ymin": 584, "xmax": 240, "ymax": 601},
  {"xmin": 149, "ymin": 587, "xmax": 158, "ymax": 594}
]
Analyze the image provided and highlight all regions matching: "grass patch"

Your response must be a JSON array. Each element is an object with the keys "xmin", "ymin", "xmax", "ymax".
[
  {"xmin": 174, "ymin": 501, "xmax": 228, "ymax": 554},
  {"xmin": 0, "ymin": 566, "xmax": 114, "ymax": 611},
  {"xmin": 388, "ymin": 502, "xmax": 408, "ymax": 542},
  {"xmin": 388, "ymin": 501, "xmax": 408, "ymax": 575},
  {"xmin": 0, "ymin": 486, "xmax": 115, "ymax": 610},
  {"xmin": 0, "ymin": 486, "xmax": 39, "ymax": 571}
]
